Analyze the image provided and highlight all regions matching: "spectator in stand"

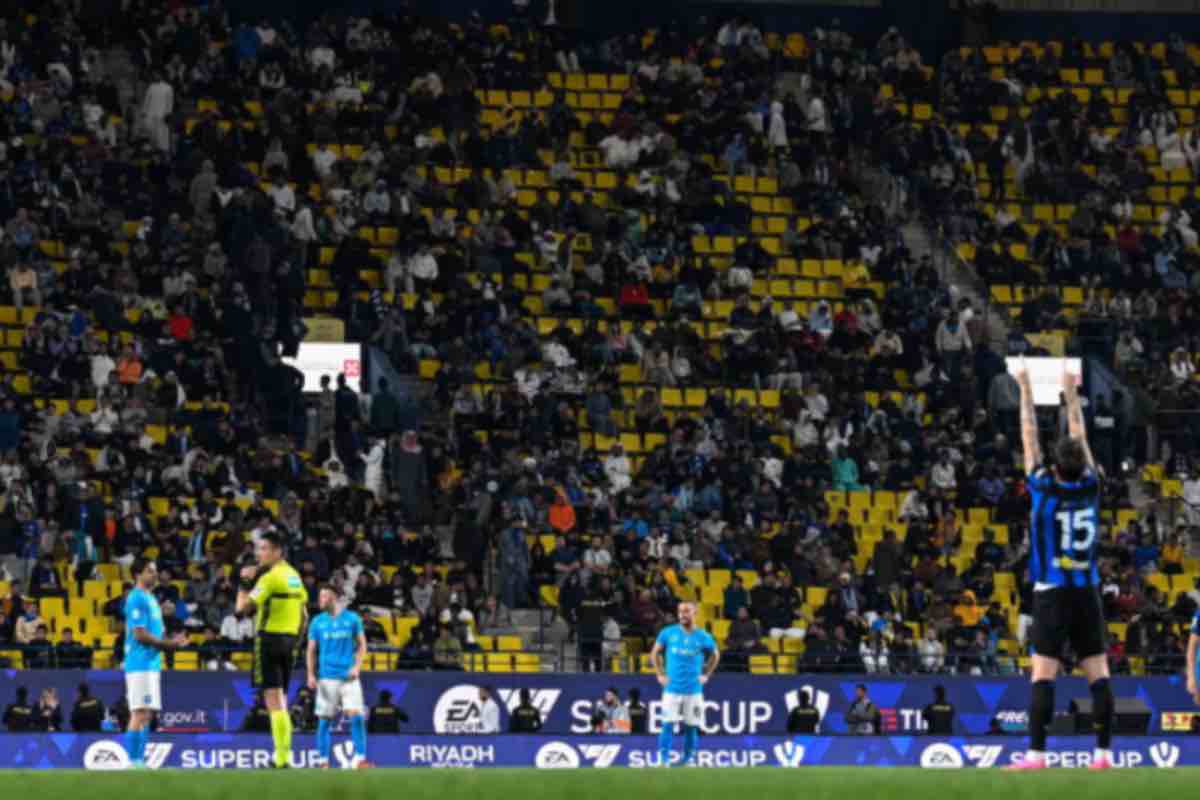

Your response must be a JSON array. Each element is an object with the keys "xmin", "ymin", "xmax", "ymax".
[
  {"xmin": 14, "ymin": 604, "xmax": 43, "ymax": 646},
  {"xmin": 725, "ymin": 606, "xmax": 763, "ymax": 672},
  {"xmin": 919, "ymin": 628, "xmax": 946, "ymax": 673},
  {"xmin": 54, "ymin": 628, "xmax": 92, "ymax": 669},
  {"xmin": 723, "ymin": 575, "xmax": 749, "ymax": 620}
]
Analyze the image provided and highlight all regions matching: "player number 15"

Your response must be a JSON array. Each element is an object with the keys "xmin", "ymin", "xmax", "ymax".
[{"xmin": 1055, "ymin": 508, "xmax": 1097, "ymax": 554}]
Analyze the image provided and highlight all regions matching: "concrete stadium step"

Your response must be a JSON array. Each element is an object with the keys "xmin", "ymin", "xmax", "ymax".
[{"xmin": 900, "ymin": 218, "xmax": 1010, "ymax": 355}]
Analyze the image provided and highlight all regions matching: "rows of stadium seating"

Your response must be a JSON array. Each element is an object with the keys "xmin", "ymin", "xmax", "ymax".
[{"xmin": 2, "ymin": 9, "xmax": 1191, "ymax": 676}]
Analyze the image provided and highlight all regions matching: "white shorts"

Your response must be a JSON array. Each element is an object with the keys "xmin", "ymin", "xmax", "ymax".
[
  {"xmin": 660, "ymin": 692, "xmax": 704, "ymax": 727},
  {"xmin": 126, "ymin": 671, "xmax": 162, "ymax": 712},
  {"xmin": 315, "ymin": 678, "xmax": 364, "ymax": 719}
]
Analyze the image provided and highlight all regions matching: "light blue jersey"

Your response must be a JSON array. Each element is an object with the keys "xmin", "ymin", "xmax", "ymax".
[
  {"xmin": 656, "ymin": 624, "xmax": 717, "ymax": 694},
  {"xmin": 309, "ymin": 609, "xmax": 364, "ymax": 680},
  {"xmin": 124, "ymin": 587, "xmax": 164, "ymax": 673}
]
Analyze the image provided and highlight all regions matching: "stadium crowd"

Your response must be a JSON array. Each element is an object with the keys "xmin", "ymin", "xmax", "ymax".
[{"xmin": 0, "ymin": 0, "xmax": 1194, "ymax": 684}]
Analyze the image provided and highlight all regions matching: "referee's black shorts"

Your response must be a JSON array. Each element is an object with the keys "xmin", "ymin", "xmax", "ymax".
[
  {"xmin": 253, "ymin": 633, "xmax": 299, "ymax": 691},
  {"xmin": 1030, "ymin": 586, "xmax": 1107, "ymax": 661}
]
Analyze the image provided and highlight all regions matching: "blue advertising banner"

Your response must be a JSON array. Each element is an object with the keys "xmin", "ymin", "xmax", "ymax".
[
  {"xmin": 1, "ymin": 670, "xmax": 1193, "ymax": 735},
  {"xmin": 1, "ymin": 733, "xmax": 1195, "ymax": 770}
]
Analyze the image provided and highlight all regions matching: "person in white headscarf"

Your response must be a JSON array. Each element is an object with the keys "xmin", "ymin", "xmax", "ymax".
[
  {"xmin": 604, "ymin": 445, "xmax": 632, "ymax": 494},
  {"xmin": 141, "ymin": 72, "xmax": 174, "ymax": 152},
  {"xmin": 324, "ymin": 453, "xmax": 349, "ymax": 489},
  {"xmin": 363, "ymin": 437, "xmax": 386, "ymax": 500},
  {"xmin": 768, "ymin": 101, "xmax": 789, "ymax": 150}
]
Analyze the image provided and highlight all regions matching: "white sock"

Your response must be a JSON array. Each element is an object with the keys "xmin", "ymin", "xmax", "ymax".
[
  {"xmin": 1094, "ymin": 748, "xmax": 1112, "ymax": 762},
  {"xmin": 1025, "ymin": 750, "xmax": 1045, "ymax": 763}
]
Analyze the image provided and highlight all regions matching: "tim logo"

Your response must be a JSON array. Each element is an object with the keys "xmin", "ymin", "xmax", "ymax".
[
  {"xmin": 784, "ymin": 686, "xmax": 830, "ymax": 728},
  {"xmin": 498, "ymin": 689, "xmax": 561, "ymax": 722},
  {"xmin": 343, "ymin": 360, "xmax": 361, "ymax": 378},
  {"xmin": 773, "ymin": 741, "xmax": 805, "ymax": 768},
  {"xmin": 1150, "ymin": 742, "xmax": 1180, "ymax": 768},
  {"xmin": 963, "ymin": 745, "xmax": 1004, "ymax": 768}
]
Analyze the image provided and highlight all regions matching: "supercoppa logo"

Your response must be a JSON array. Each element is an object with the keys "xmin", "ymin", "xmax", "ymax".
[
  {"xmin": 773, "ymin": 741, "xmax": 805, "ymax": 767},
  {"xmin": 333, "ymin": 741, "xmax": 356, "ymax": 768},
  {"xmin": 1150, "ymin": 742, "xmax": 1181, "ymax": 768}
]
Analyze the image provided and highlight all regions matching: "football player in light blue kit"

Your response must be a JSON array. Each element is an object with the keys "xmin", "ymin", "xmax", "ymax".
[
  {"xmin": 1187, "ymin": 608, "xmax": 1200, "ymax": 706},
  {"xmin": 651, "ymin": 601, "xmax": 719, "ymax": 767},
  {"xmin": 124, "ymin": 557, "xmax": 186, "ymax": 769},
  {"xmin": 306, "ymin": 584, "xmax": 371, "ymax": 768}
]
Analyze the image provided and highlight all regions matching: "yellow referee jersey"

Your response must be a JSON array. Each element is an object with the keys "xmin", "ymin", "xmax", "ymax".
[{"xmin": 249, "ymin": 561, "xmax": 308, "ymax": 635}]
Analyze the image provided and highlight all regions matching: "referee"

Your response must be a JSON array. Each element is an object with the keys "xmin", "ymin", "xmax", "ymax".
[{"xmin": 237, "ymin": 531, "xmax": 308, "ymax": 769}]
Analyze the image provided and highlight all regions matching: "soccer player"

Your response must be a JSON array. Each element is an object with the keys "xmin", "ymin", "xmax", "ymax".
[
  {"xmin": 306, "ymin": 584, "xmax": 372, "ymax": 769},
  {"xmin": 1008, "ymin": 361, "xmax": 1113, "ymax": 770},
  {"xmin": 650, "ymin": 601, "xmax": 719, "ymax": 767},
  {"xmin": 237, "ymin": 531, "xmax": 308, "ymax": 769},
  {"xmin": 1186, "ymin": 609, "xmax": 1200, "ymax": 706},
  {"xmin": 123, "ymin": 558, "xmax": 186, "ymax": 769}
]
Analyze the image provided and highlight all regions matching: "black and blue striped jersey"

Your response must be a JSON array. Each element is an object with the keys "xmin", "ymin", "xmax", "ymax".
[{"xmin": 1027, "ymin": 466, "xmax": 1102, "ymax": 588}]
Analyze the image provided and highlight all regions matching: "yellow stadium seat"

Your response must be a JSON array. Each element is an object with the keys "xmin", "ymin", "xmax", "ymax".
[
  {"xmin": 173, "ymin": 651, "xmax": 200, "ymax": 671},
  {"xmin": 749, "ymin": 655, "xmax": 777, "ymax": 674}
]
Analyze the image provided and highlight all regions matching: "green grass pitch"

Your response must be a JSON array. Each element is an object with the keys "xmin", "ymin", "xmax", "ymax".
[{"xmin": 0, "ymin": 768, "xmax": 1196, "ymax": 800}]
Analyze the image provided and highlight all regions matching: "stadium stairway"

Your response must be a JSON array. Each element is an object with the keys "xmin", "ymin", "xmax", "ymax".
[
  {"xmin": 850, "ymin": 158, "xmax": 1011, "ymax": 354},
  {"xmin": 510, "ymin": 608, "xmax": 560, "ymax": 671},
  {"xmin": 902, "ymin": 216, "xmax": 1011, "ymax": 354}
]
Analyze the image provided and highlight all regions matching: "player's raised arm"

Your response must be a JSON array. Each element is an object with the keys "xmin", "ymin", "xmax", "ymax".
[
  {"xmin": 1016, "ymin": 357, "xmax": 1041, "ymax": 475},
  {"xmin": 1062, "ymin": 366, "xmax": 1097, "ymax": 473}
]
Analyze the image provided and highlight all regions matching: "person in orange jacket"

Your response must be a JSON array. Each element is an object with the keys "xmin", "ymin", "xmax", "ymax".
[{"xmin": 548, "ymin": 488, "xmax": 576, "ymax": 534}]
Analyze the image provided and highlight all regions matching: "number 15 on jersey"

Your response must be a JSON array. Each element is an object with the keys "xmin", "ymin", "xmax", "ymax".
[{"xmin": 1055, "ymin": 507, "xmax": 1096, "ymax": 569}]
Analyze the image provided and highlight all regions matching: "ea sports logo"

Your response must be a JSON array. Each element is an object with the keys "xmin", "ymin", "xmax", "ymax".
[
  {"xmin": 433, "ymin": 684, "xmax": 486, "ymax": 734},
  {"xmin": 84, "ymin": 740, "xmax": 131, "ymax": 771},
  {"xmin": 535, "ymin": 741, "xmax": 581, "ymax": 769},
  {"xmin": 920, "ymin": 743, "xmax": 964, "ymax": 769}
]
